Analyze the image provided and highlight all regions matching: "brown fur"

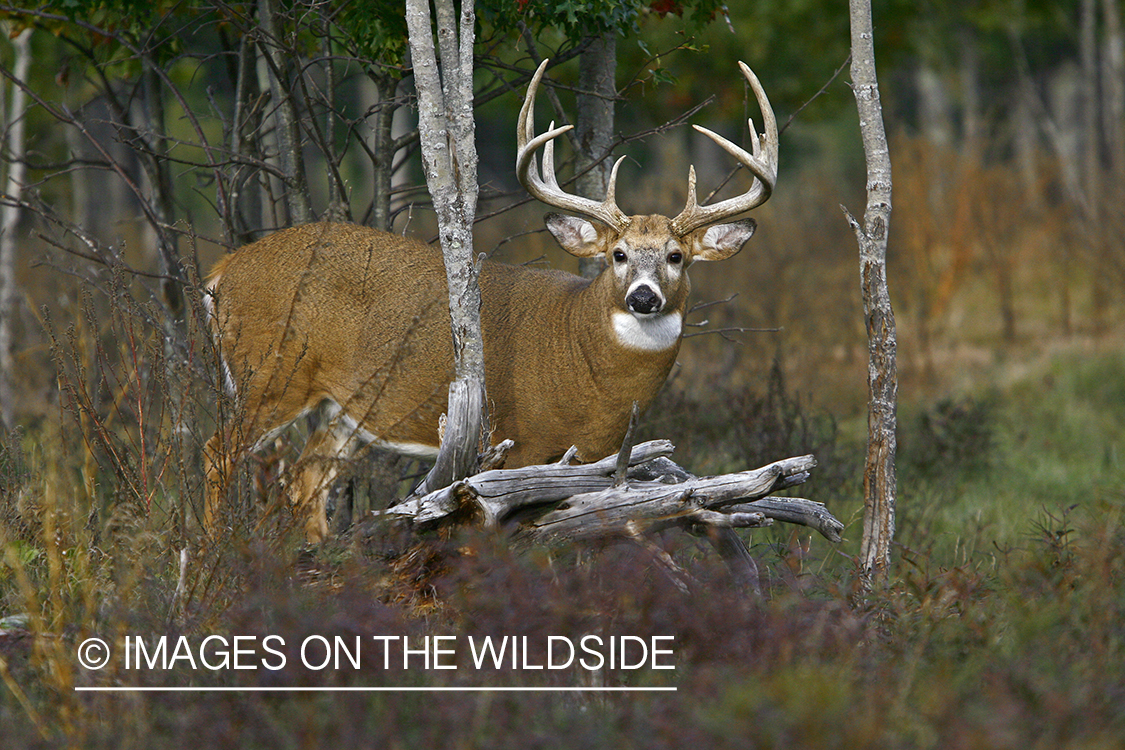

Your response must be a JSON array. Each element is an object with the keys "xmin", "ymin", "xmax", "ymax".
[{"xmin": 204, "ymin": 217, "xmax": 754, "ymax": 542}]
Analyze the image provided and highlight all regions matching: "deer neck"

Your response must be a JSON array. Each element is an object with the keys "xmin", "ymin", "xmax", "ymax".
[{"xmin": 578, "ymin": 270, "xmax": 686, "ymax": 358}]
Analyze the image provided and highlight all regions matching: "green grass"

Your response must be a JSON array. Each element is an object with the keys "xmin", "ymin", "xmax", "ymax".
[{"xmin": 897, "ymin": 351, "xmax": 1125, "ymax": 559}]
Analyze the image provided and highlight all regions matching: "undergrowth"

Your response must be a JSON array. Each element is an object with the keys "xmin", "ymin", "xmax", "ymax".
[{"xmin": 2, "ymin": 278, "xmax": 1125, "ymax": 748}]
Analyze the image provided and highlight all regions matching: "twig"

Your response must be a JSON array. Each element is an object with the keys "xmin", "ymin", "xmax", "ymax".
[
  {"xmin": 682, "ymin": 325, "xmax": 781, "ymax": 341},
  {"xmin": 613, "ymin": 402, "xmax": 640, "ymax": 487}
]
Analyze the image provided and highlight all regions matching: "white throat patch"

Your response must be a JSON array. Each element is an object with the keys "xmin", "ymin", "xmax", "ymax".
[{"xmin": 612, "ymin": 311, "xmax": 682, "ymax": 352}]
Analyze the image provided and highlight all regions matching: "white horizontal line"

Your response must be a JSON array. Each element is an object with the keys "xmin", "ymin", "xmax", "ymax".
[{"xmin": 75, "ymin": 686, "xmax": 676, "ymax": 693}]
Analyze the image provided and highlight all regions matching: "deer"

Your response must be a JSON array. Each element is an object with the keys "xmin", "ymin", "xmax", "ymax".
[{"xmin": 203, "ymin": 60, "xmax": 778, "ymax": 543}]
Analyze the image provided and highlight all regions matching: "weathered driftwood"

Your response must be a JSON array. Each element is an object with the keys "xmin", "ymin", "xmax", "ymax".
[
  {"xmin": 706, "ymin": 527, "xmax": 764, "ymax": 597},
  {"xmin": 411, "ymin": 379, "xmax": 486, "ymax": 498},
  {"xmin": 388, "ymin": 439, "xmax": 676, "ymax": 524},
  {"xmin": 518, "ymin": 454, "xmax": 827, "ymax": 545},
  {"xmin": 381, "ymin": 440, "xmax": 843, "ymax": 547}
]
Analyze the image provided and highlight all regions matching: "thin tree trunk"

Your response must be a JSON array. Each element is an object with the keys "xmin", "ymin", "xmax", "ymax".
[
  {"xmin": 916, "ymin": 66, "xmax": 952, "ymax": 148},
  {"xmin": 1102, "ymin": 0, "xmax": 1125, "ymax": 178},
  {"xmin": 138, "ymin": 63, "xmax": 186, "ymax": 324},
  {"xmin": 369, "ymin": 70, "xmax": 402, "ymax": 232},
  {"xmin": 1080, "ymin": 0, "xmax": 1100, "ymax": 197},
  {"xmin": 229, "ymin": 31, "xmax": 266, "ymax": 242},
  {"xmin": 257, "ymin": 0, "xmax": 312, "ymax": 226},
  {"xmin": 959, "ymin": 27, "xmax": 982, "ymax": 151},
  {"xmin": 320, "ymin": 20, "xmax": 347, "ymax": 220},
  {"xmin": 1080, "ymin": 0, "xmax": 1108, "ymax": 333},
  {"xmin": 1008, "ymin": 0, "xmax": 1041, "ymax": 206},
  {"xmin": 405, "ymin": 0, "xmax": 486, "ymax": 493},
  {"xmin": 845, "ymin": 0, "xmax": 898, "ymax": 584},
  {"xmin": 574, "ymin": 33, "xmax": 616, "ymax": 280},
  {"xmin": 0, "ymin": 28, "xmax": 31, "ymax": 431},
  {"xmin": 1013, "ymin": 72, "xmax": 1040, "ymax": 204},
  {"xmin": 64, "ymin": 105, "xmax": 90, "ymax": 239},
  {"xmin": 135, "ymin": 60, "xmax": 195, "ymax": 528}
]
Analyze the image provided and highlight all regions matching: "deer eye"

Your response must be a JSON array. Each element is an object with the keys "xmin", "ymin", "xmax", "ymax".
[
  {"xmin": 668, "ymin": 251, "xmax": 683, "ymax": 264},
  {"xmin": 612, "ymin": 249, "xmax": 627, "ymax": 263}
]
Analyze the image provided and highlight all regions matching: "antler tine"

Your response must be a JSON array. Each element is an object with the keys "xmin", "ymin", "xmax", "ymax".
[
  {"xmin": 604, "ymin": 154, "xmax": 627, "ymax": 207},
  {"xmin": 515, "ymin": 59, "xmax": 631, "ymax": 232},
  {"xmin": 542, "ymin": 122, "xmax": 560, "ymax": 188},
  {"xmin": 670, "ymin": 62, "xmax": 779, "ymax": 236}
]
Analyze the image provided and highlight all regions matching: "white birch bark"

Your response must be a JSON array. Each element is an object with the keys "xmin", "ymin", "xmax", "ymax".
[
  {"xmin": 845, "ymin": 0, "xmax": 898, "ymax": 583},
  {"xmin": 0, "ymin": 29, "xmax": 32, "ymax": 431},
  {"xmin": 405, "ymin": 0, "xmax": 486, "ymax": 493}
]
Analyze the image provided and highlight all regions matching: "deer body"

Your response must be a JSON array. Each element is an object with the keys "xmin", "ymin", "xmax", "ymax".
[
  {"xmin": 204, "ymin": 60, "xmax": 778, "ymax": 542},
  {"xmin": 206, "ymin": 219, "xmax": 682, "ymax": 469}
]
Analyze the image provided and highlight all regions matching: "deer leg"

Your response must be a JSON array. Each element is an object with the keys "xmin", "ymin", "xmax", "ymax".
[
  {"xmin": 290, "ymin": 415, "xmax": 357, "ymax": 544},
  {"xmin": 204, "ymin": 386, "xmax": 321, "ymax": 540}
]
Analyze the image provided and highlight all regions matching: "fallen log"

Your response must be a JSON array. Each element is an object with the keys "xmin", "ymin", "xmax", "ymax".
[{"xmin": 379, "ymin": 440, "xmax": 843, "ymax": 545}]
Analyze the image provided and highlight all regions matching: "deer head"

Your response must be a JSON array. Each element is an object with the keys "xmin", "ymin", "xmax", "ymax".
[{"xmin": 515, "ymin": 59, "xmax": 778, "ymax": 340}]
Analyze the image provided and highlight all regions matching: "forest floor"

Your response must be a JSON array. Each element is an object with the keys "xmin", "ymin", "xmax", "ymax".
[{"xmin": 1, "ymin": 321, "xmax": 1123, "ymax": 747}]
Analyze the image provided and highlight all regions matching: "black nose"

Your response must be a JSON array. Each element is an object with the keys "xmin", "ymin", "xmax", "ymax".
[{"xmin": 627, "ymin": 286, "xmax": 662, "ymax": 314}]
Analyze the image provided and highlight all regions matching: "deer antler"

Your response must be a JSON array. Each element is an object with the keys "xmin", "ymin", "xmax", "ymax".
[
  {"xmin": 670, "ymin": 62, "xmax": 779, "ymax": 236},
  {"xmin": 516, "ymin": 59, "xmax": 631, "ymax": 232}
]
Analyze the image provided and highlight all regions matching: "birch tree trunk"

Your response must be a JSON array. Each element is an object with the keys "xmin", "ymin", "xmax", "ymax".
[
  {"xmin": 845, "ymin": 0, "xmax": 898, "ymax": 583},
  {"xmin": 0, "ymin": 28, "xmax": 31, "ymax": 431},
  {"xmin": 405, "ymin": 0, "xmax": 487, "ymax": 494}
]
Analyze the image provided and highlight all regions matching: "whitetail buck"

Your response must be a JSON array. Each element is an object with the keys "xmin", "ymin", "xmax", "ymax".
[{"xmin": 204, "ymin": 60, "xmax": 778, "ymax": 542}]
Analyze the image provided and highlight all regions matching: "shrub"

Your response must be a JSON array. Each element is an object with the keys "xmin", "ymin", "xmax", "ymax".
[{"xmin": 902, "ymin": 395, "xmax": 995, "ymax": 480}]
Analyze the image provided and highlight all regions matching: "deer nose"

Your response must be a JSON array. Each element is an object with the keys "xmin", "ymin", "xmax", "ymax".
[{"xmin": 627, "ymin": 285, "xmax": 663, "ymax": 315}]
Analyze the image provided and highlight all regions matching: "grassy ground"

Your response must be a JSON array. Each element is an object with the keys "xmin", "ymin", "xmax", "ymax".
[{"xmin": 2, "ymin": 337, "xmax": 1123, "ymax": 748}]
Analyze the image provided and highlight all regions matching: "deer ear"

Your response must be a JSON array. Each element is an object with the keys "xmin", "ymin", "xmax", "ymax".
[
  {"xmin": 545, "ymin": 213, "xmax": 606, "ymax": 258},
  {"xmin": 688, "ymin": 219, "xmax": 756, "ymax": 262}
]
